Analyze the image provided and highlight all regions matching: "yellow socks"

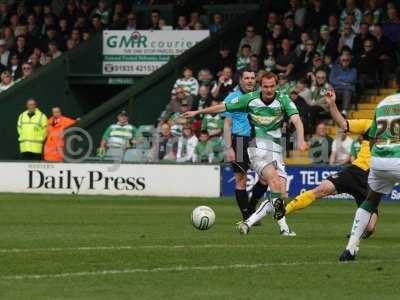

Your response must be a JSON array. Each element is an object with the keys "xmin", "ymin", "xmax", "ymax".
[{"xmin": 285, "ymin": 191, "xmax": 317, "ymax": 215}]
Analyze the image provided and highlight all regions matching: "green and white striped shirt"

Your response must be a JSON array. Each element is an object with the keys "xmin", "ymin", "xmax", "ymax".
[
  {"xmin": 172, "ymin": 77, "xmax": 199, "ymax": 96},
  {"xmin": 102, "ymin": 123, "xmax": 137, "ymax": 148}
]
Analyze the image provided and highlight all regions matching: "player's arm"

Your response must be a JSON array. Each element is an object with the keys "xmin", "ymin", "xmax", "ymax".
[
  {"xmin": 289, "ymin": 114, "xmax": 307, "ymax": 151},
  {"xmin": 182, "ymin": 103, "xmax": 226, "ymax": 119},
  {"xmin": 325, "ymin": 88, "xmax": 348, "ymax": 131}
]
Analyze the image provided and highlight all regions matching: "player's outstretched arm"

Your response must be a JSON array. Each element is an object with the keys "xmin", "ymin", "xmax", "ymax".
[
  {"xmin": 182, "ymin": 103, "xmax": 226, "ymax": 118},
  {"xmin": 290, "ymin": 114, "xmax": 307, "ymax": 151},
  {"xmin": 325, "ymin": 89, "xmax": 348, "ymax": 131}
]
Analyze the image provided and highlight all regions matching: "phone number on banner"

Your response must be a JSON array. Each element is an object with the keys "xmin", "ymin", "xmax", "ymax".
[{"xmin": 102, "ymin": 62, "xmax": 162, "ymax": 75}]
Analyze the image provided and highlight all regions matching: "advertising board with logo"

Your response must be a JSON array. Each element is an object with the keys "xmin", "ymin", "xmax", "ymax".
[
  {"xmin": 221, "ymin": 165, "xmax": 400, "ymax": 201},
  {"xmin": 102, "ymin": 30, "xmax": 209, "ymax": 75}
]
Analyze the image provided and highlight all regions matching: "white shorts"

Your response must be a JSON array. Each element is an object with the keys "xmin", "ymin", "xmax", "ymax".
[
  {"xmin": 368, "ymin": 168, "xmax": 400, "ymax": 194},
  {"xmin": 247, "ymin": 147, "xmax": 287, "ymax": 180}
]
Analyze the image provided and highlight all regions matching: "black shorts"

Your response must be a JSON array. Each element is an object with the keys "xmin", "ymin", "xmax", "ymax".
[
  {"xmin": 326, "ymin": 164, "xmax": 369, "ymax": 207},
  {"xmin": 231, "ymin": 134, "xmax": 251, "ymax": 174}
]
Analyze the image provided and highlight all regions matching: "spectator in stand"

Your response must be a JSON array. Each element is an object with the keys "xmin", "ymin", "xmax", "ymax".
[
  {"xmin": 329, "ymin": 130, "xmax": 353, "ymax": 165},
  {"xmin": 329, "ymin": 53, "xmax": 357, "ymax": 115},
  {"xmin": 237, "ymin": 24, "xmax": 262, "ymax": 56},
  {"xmin": 17, "ymin": 99, "xmax": 48, "ymax": 160},
  {"xmin": 0, "ymin": 70, "xmax": 13, "ymax": 92},
  {"xmin": 308, "ymin": 121, "xmax": 333, "ymax": 164},
  {"xmin": 168, "ymin": 101, "xmax": 191, "ymax": 137},
  {"xmin": 20, "ymin": 62, "xmax": 33, "ymax": 81},
  {"xmin": 8, "ymin": 54, "xmax": 21, "ymax": 80},
  {"xmin": 28, "ymin": 53, "xmax": 41, "ymax": 71},
  {"xmin": 47, "ymin": 41, "xmax": 62, "ymax": 59},
  {"xmin": 235, "ymin": 54, "xmax": 260, "ymax": 84},
  {"xmin": 3, "ymin": 27, "xmax": 15, "ymax": 50},
  {"xmin": 193, "ymin": 130, "xmax": 213, "ymax": 163},
  {"xmin": 98, "ymin": 110, "xmax": 137, "ymax": 158},
  {"xmin": 383, "ymin": 5, "xmax": 400, "ymax": 43},
  {"xmin": 340, "ymin": 0, "xmax": 362, "ymax": 30},
  {"xmin": 284, "ymin": 15, "xmax": 301, "ymax": 45},
  {"xmin": 12, "ymin": 35, "xmax": 30, "ymax": 63},
  {"xmin": 305, "ymin": 0, "xmax": 329, "ymax": 33},
  {"xmin": 262, "ymin": 39, "xmax": 277, "ymax": 72},
  {"xmin": 295, "ymin": 31, "xmax": 311, "ymax": 56},
  {"xmin": 44, "ymin": 106, "xmax": 76, "ymax": 162},
  {"xmin": 275, "ymin": 38, "xmax": 296, "ymax": 79},
  {"xmin": 160, "ymin": 86, "xmax": 193, "ymax": 123},
  {"xmin": 126, "ymin": 12, "xmax": 138, "ymax": 30},
  {"xmin": 236, "ymin": 44, "xmax": 251, "ymax": 70},
  {"xmin": 305, "ymin": 52, "xmax": 330, "ymax": 77},
  {"xmin": 149, "ymin": 122, "xmax": 177, "ymax": 162},
  {"xmin": 192, "ymin": 84, "xmax": 212, "ymax": 111},
  {"xmin": 317, "ymin": 25, "xmax": 338, "ymax": 60},
  {"xmin": 266, "ymin": 23, "xmax": 285, "ymax": 48},
  {"xmin": 356, "ymin": 38, "xmax": 379, "ymax": 91},
  {"xmin": 328, "ymin": 13, "xmax": 340, "ymax": 38},
  {"xmin": 201, "ymin": 99, "xmax": 224, "ymax": 139},
  {"xmin": 338, "ymin": 22, "xmax": 356, "ymax": 52},
  {"xmin": 176, "ymin": 124, "xmax": 198, "ymax": 163},
  {"xmin": 364, "ymin": 0, "xmax": 383, "ymax": 25},
  {"xmin": 148, "ymin": 9, "xmax": 161, "ymax": 30},
  {"xmin": 0, "ymin": 39, "xmax": 9, "ymax": 67},
  {"xmin": 265, "ymin": 11, "xmax": 279, "ymax": 34},
  {"xmin": 213, "ymin": 45, "xmax": 235, "ymax": 75},
  {"xmin": 372, "ymin": 23, "xmax": 394, "ymax": 86},
  {"xmin": 211, "ymin": 66, "xmax": 234, "ymax": 100},
  {"xmin": 175, "ymin": 15, "xmax": 189, "ymax": 30},
  {"xmin": 209, "ymin": 12, "xmax": 223, "ymax": 34},
  {"xmin": 298, "ymin": 39, "xmax": 317, "ymax": 76},
  {"xmin": 91, "ymin": 14, "xmax": 103, "ymax": 33},
  {"xmin": 285, "ymin": 0, "xmax": 306, "ymax": 28},
  {"xmin": 277, "ymin": 73, "xmax": 295, "ymax": 95},
  {"xmin": 352, "ymin": 22, "xmax": 375, "ymax": 54},
  {"xmin": 91, "ymin": 0, "xmax": 110, "ymax": 25},
  {"xmin": 171, "ymin": 67, "xmax": 199, "ymax": 98},
  {"xmin": 197, "ymin": 69, "xmax": 214, "ymax": 88},
  {"xmin": 188, "ymin": 11, "xmax": 200, "ymax": 30},
  {"xmin": 66, "ymin": 38, "xmax": 77, "ymax": 50}
]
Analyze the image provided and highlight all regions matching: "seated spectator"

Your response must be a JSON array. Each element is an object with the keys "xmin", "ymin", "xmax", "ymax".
[
  {"xmin": 328, "ymin": 13, "xmax": 340, "ymax": 38},
  {"xmin": 47, "ymin": 41, "xmax": 62, "ymax": 59},
  {"xmin": 262, "ymin": 39, "xmax": 277, "ymax": 72},
  {"xmin": 305, "ymin": 0, "xmax": 329, "ymax": 32},
  {"xmin": 309, "ymin": 70, "xmax": 332, "ymax": 114},
  {"xmin": 192, "ymin": 84, "xmax": 212, "ymax": 111},
  {"xmin": 235, "ymin": 54, "xmax": 260, "ymax": 83},
  {"xmin": 175, "ymin": 15, "xmax": 189, "ymax": 30},
  {"xmin": 125, "ymin": 12, "xmax": 137, "ymax": 30},
  {"xmin": 148, "ymin": 9, "xmax": 161, "ymax": 30},
  {"xmin": 160, "ymin": 87, "xmax": 193, "ymax": 123},
  {"xmin": 159, "ymin": 19, "xmax": 169, "ymax": 30},
  {"xmin": 266, "ymin": 23, "xmax": 285, "ymax": 48},
  {"xmin": 275, "ymin": 38, "xmax": 296, "ymax": 79},
  {"xmin": 201, "ymin": 99, "xmax": 224, "ymax": 139},
  {"xmin": 317, "ymin": 25, "xmax": 338, "ymax": 60},
  {"xmin": 211, "ymin": 66, "xmax": 234, "ymax": 100},
  {"xmin": 295, "ymin": 31, "xmax": 311, "ymax": 56},
  {"xmin": 352, "ymin": 22, "xmax": 375, "ymax": 54},
  {"xmin": 305, "ymin": 52, "xmax": 330, "ymax": 77},
  {"xmin": 340, "ymin": 0, "xmax": 362, "ymax": 30},
  {"xmin": 209, "ymin": 12, "xmax": 223, "ymax": 34},
  {"xmin": 0, "ymin": 70, "xmax": 13, "ymax": 91},
  {"xmin": 364, "ymin": 0, "xmax": 383, "ymax": 25},
  {"xmin": 91, "ymin": 0, "xmax": 110, "ymax": 25},
  {"xmin": 356, "ymin": 38, "xmax": 379, "ymax": 91},
  {"xmin": 236, "ymin": 44, "xmax": 251, "ymax": 71},
  {"xmin": 373, "ymin": 23, "xmax": 395, "ymax": 86},
  {"xmin": 28, "ymin": 54, "xmax": 41, "ymax": 71},
  {"xmin": 212, "ymin": 45, "xmax": 235, "ymax": 75},
  {"xmin": 338, "ymin": 23, "xmax": 356, "ymax": 52},
  {"xmin": 277, "ymin": 74, "xmax": 295, "ymax": 95},
  {"xmin": 44, "ymin": 106, "xmax": 76, "ymax": 162},
  {"xmin": 19, "ymin": 62, "xmax": 33, "ymax": 81},
  {"xmin": 11, "ymin": 35, "xmax": 30, "ymax": 63},
  {"xmin": 149, "ymin": 122, "xmax": 177, "ymax": 162},
  {"xmin": 0, "ymin": 39, "xmax": 9, "ymax": 67},
  {"xmin": 98, "ymin": 110, "xmax": 137, "ymax": 157},
  {"xmin": 308, "ymin": 122, "xmax": 333, "ymax": 164},
  {"xmin": 176, "ymin": 125, "xmax": 198, "ymax": 163},
  {"xmin": 285, "ymin": 0, "xmax": 306, "ymax": 28},
  {"xmin": 7, "ymin": 54, "xmax": 21, "ymax": 80},
  {"xmin": 193, "ymin": 130, "xmax": 213, "ymax": 163},
  {"xmin": 265, "ymin": 11, "xmax": 279, "ymax": 34},
  {"xmin": 237, "ymin": 24, "xmax": 262, "ymax": 56},
  {"xmin": 284, "ymin": 15, "xmax": 301, "ymax": 45},
  {"xmin": 329, "ymin": 53, "xmax": 357, "ymax": 115},
  {"xmin": 91, "ymin": 14, "xmax": 103, "ymax": 33},
  {"xmin": 197, "ymin": 69, "xmax": 215, "ymax": 88},
  {"xmin": 383, "ymin": 6, "xmax": 400, "ymax": 44},
  {"xmin": 168, "ymin": 101, "xmax": 191, "ymax": 137},
  {"xmin": 329, "ymin": 130, "xmax": 353, "ymax": 165},
  {"xmin": 171, "ymin": 67, "xmax": 199, "ymax": 98},
  {"xmin": 297, "ymin": 39, "xmax": 317, "ymax": 76},
  {"xmin": 188, "ymin": 11, "xmax": 201, "ymax": 30}
]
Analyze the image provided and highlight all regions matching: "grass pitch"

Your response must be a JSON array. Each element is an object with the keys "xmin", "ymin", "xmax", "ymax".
[{"xmin": 0, "ymin": 194, "xmax": 400, "ymax": 300}]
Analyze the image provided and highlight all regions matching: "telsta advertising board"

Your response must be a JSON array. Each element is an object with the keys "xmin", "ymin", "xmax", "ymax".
[
  {"xmin": 0, "ymin": 162, "xmax": 220, "ymax": 197},
  {"xmin": 102, "ymin": 30, "xmax": 210, "ymax": 75}
]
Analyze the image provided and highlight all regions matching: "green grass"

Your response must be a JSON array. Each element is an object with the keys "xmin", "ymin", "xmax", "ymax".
[{"xmin": 0, "ymin": 194, "xmax": 400, "ymax": 299}]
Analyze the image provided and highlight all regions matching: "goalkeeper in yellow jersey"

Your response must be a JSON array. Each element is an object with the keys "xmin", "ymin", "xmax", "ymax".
[{"xmin": 285, "ymin": 88, "xmax": 378, "ymax": 236}]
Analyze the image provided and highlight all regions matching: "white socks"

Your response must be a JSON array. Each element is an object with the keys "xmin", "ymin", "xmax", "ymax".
[
  {"xmin": 277, "ymin": 217, "xmax": 290, "ymax": 232},
  {"xmin": 346, "ymin": 208, "xmax": 371, "ymax": 255},
  {"xmin": 246, "ymin": 199, "xmax": 274, "ymax": 227}
]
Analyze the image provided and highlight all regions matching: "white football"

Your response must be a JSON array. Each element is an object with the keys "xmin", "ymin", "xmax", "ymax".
[{"xmin": 191, "ymin": 206, "xmax": 215, "ymax": 230}]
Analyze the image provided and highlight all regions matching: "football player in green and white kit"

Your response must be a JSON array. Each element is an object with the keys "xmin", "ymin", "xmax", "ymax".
[
  {"xmin": 335, "ymin": 89, "xmax": 400, "ymax": 261},
  {"xmin": 183, "ymin": 72, "xmax": 306, "ymax": 234}
]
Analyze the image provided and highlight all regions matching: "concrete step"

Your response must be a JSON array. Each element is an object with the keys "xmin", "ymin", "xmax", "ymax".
[
  {"xmin": 364, "ymin": 88, "xmax": 398, "ymax": 96},
  {"xmin": 357, "ymin": 103, "xmax": 377, "ymax": 110},
  {"xmin": 349, "ymin": 110, "xmax": 375, "ymax": 119}
]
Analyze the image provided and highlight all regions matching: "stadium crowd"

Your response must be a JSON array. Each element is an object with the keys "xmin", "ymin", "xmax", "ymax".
[{"xmin": 13, "ymin": 0, "xmax": 400, "ymax": 164}]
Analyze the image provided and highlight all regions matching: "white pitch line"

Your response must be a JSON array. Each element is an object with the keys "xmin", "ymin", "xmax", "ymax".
[
  {"xmin": 1, "ymin": 259, "xmax": 399, "ymax": 281},
  {"xmin": 0, "ymin": 243, "xmax": 399, "ymax": 254}
]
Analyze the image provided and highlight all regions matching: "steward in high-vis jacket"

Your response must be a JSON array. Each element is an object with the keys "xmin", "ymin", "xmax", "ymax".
[
  {"xmin": 44, "ymin": 106, "xmax": 76, "ymax": 162},
  {"xmin": 17, "ymin": 99, "xmax": 48, "ymax": 160}
]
